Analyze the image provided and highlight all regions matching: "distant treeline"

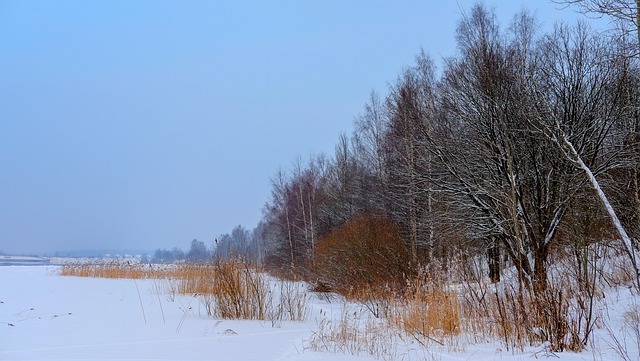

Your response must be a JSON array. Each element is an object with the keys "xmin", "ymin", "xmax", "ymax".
[{"xmin": 152, "ymin": 225, "xmax": 264, "ymax": 263}]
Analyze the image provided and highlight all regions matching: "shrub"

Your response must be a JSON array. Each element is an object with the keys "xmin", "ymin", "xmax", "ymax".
[{"xmin": 314, "ymin": 214, "xmax": 411, "ymax": 297}]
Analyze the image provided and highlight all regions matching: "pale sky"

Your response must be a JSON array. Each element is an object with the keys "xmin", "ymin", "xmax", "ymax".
[{"xmin": 0, "ymin": 1, "xmax": 591, "ymax": 255}]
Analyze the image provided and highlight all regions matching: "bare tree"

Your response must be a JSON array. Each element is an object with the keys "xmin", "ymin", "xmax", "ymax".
[
  {"xmin": 527, "ymin": 21, "xmax": 640, "ymax": 289},
  {"xmin": 262, "ymin": 168, "xmax": 296, "ymax": 270},
  {"xmin": 186, "ymin": 239, "xmax": 209, "ymax": 263},
  {"xmin": 386, "ymin": 69, "xmax": 423, "ymax": 265},
  {"xmin": 430, "ymin": 6, "xmax": 607, "ymax": 292},
  {"xmin": 554, "ymin": 0, "xmax": 639, "ymax": 56},
  {"xmin": 320, "ymin": 133, "xmax": 361, "ymax": 228},
  {"xmin": 352, "ymin": 91, "xmax": 390, "ymax": 215},
  {"xmin": 434, "ymin": 5, "xmax": 544, "ymax": 290}
]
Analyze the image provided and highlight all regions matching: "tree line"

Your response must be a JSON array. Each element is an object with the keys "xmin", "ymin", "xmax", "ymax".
[
  {"xmin": 257, "ymin": 3, "xmax": 640, "ymax": 294},
  {"xmin": 152, "ymin": 224, "xmax": 264, "ymax": 263}
]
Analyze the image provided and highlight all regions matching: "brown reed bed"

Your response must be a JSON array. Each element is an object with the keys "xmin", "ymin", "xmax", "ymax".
[
  {"xmin": 60, "ymin": 261, "xmax": 175, "ymax": 279},
  {"xmin": 60, "ymin": 261, "xmax": 309, "ymax": 322}
]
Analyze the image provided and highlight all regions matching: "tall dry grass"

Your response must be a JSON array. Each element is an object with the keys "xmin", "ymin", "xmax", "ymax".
[
  {"xmin": 309, "ymin": 245, "xmax": 636, "ymax": 357},
  {"xmin": 307, "ymin": 306, "xmax": 399, "ymax": 360},
  {"xmin": 172, "ymin": 264, "xmax": 216, "ymax": 294},
  {"xmin": 447, "ymin": 244, "xmax": 640, "ymax": 353},
  {"xmin": 205, "ymin": 261, "xmax": 309, "ymax": 322},
  {"xmin": 60, "ymin": 261, "xmax": 173, "ymax": 279},
  {"xmin": 606, "ymin": 304, "xmax": 640, "ymax": 361},
  {"xmin": 388, "ymin": 280, "xmax": 460, "ymax": 346},
  {"xmin": 307, "ymin": 267, "xmax": 464, "ymax": 357},
  {"xmin": 208, "ymin": 261, "xmax": 269, "ymax": 319},
  {"xmin": 61, "ymin": 243, "xmax": 638, "ymax": 357},
  {"xmin": 60, "ymin": 260, "xmax": 309, "ymax": 323}
]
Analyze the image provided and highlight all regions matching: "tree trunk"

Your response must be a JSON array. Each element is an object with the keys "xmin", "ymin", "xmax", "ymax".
[
  {"xmin": 284, "ymin": 199, "xmax": 295, "ymax": 271},
  {"xmin": 562, "ymin": 134, "xmax": 640, "ymax": 291},
  {"xmin": 533, "ymin": 245, "xmax": 549, "ymax": 293},
  {"xmin": 488, "ymin": 237, "xmax": 501, "ymax": 283}
]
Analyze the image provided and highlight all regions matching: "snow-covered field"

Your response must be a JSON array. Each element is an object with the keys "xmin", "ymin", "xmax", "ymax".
[
  {"xmin": 1, "ymin": 266, "xmax": 638, "ymax": 361},
  {"xmin": 0, "ymin": 266, "xmax": 359, "ymax": 361}
]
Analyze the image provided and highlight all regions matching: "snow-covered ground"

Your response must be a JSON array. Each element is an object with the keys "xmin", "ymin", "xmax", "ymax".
[
  {"xmin": 0, "ymin": 266, "xmax": 361, "ymax": 361},
  {"xmin": 1, "ymin": 266, "xmax": 638, "ymax": 361}
]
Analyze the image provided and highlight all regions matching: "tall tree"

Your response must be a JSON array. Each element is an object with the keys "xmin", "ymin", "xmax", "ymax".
[
  {"xmin": 528, "ymin": 21, "xmax": 640, "ymax": 289},
  {"xmin": 555, "ymin": 0, "xmax": 639, "ymax": 56},
  {"xmin": 352, "ymin": 91, "xmax": 389, "ymax": 216},
  {"xmin": 384, "ymin": 52, "xmax": 440, "ymax": 264},
  {"xmin": 186, "ymin": 239, "xmax": 209, "ymax": 263}
]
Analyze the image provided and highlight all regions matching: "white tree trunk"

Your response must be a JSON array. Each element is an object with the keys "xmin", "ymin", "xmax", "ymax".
[{"xmin": 561, "ymin": 133, "xmax": 640, "ymax": 291}]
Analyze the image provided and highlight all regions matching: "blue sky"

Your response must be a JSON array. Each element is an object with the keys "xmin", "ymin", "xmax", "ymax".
[{"xmin": 0, "ymin": 1, "xmax": 590, "ymax": 255}]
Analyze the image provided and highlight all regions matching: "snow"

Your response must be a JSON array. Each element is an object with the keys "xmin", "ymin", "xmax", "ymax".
[
  {"xmin": 0, "ymin": 266, "xmax": 364, "ymax": 361},
  {"xmin": 1, "ymin": 266, "xmax": 638, "ymax": 361}
]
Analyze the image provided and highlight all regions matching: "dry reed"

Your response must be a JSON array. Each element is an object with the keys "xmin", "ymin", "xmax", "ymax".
[
  {"xmin": 60, "ymin": 260, "xmax": 309, "ymax": 322},
  {"xmin": 307, "ymin": 306, "xmax": 398, "ymax": 360},
  {"xmin": 60, "ymin": 262, "xmax": 174, "ymax": 279}
]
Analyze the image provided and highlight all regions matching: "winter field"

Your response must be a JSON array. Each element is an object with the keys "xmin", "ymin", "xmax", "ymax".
[{"xmin": 1, "ymin": 264, "xmax": 639, "ymax": 361}]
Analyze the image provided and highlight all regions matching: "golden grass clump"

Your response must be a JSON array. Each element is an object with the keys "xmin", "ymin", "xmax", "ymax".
[
  {"xmin": 207, "ymin": 261, "xmax": 309, "ymax": 321},
  {"xmin": 208, "ymin": 261, "xmax": 270, "ymax": 320},
  {"xmin": 390, "ymin": 286, "xmax": 460, "ymax": 343}
]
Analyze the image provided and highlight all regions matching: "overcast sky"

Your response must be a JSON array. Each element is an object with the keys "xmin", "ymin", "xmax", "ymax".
[{"xmin": 0, "ymin": 1, "xmax": 593, "ymax": 255}]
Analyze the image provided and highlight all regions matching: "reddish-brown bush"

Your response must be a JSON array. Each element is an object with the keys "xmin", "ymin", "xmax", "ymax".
[{"xmin": 314, "ymin": 214, "xmax": 411, "ymax": 297}]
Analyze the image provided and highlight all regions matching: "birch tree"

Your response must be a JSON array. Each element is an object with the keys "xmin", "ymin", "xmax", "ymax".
[
  {"xmin": 555, "ymin": 0, "xmax": 639, "ymax": 56},
  {"xmin": 528, "ymin": 22, "xmax": 640, "ymax": 289},
  {"xmin": 385, "ymin": 58, "xmax": 434, "ymax": 264},
  {"xmin": 352, "ymin": 91, "xmax": 390, "ymax": 216}
]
